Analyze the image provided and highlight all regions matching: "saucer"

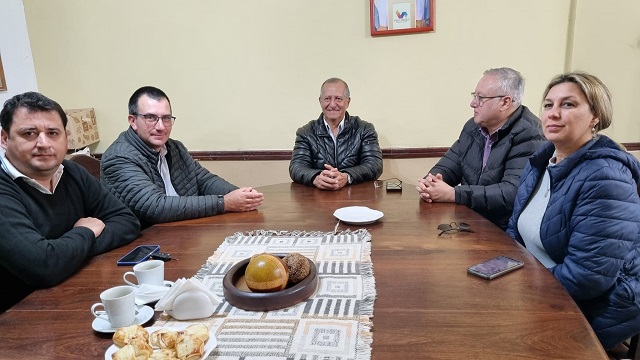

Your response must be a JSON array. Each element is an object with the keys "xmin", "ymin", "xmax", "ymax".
[
  {"xmin": 91, "ymin": 305, "xmax": 154, "ymax": 333},
  {"xmin": 333, "ymin": 206, "xmax": 384, "ymax": 225}
]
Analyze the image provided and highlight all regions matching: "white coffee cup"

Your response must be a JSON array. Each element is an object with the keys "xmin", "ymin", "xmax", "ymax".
[
  {"xmin": 123, "ymin": 260, "xmax": 164, "ymax": 287},
  {"xmin": 90, "ymin": 285, "xmax": 136, "ymax": 328}
]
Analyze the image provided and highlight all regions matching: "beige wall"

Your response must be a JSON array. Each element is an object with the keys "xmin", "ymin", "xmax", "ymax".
[
  {"xmin": 24, "ymin": 0, "xmax": 573, "ymax": 153},
  {"xmin": 21, "ymin": 1, "xmax": 640, "ymax": 186},
  {"xmin": 570, "ymin": 1, "xmax": 640, "ymax": 142}
]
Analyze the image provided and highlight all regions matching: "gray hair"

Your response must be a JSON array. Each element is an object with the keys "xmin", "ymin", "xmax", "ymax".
[
  {"xmin": 320, "ymin": 78, "xmax": 350, "ymax": 99},
  {"xmin": 483, "ymin": 67, "xmax": 525, "ymax": 105}
]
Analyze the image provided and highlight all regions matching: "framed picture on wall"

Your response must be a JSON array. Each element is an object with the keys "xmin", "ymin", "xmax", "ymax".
[
  {"xmin": 0, "ymin": 54, "xmax": 6, "ymax": 91},
  {"xmin": 370, "ymin": 0, "xmax": 434, "ymax": 36}
]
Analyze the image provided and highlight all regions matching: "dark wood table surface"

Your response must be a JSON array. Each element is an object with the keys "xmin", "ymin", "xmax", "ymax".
[{"xmin": 0, "ymin": 182, "xmax": 608, "ymax": 359}]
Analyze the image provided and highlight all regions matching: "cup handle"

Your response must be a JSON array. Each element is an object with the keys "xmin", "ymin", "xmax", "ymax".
[
  {"xmin": 123, "ymin": 271, "xmax": 138, "ymax": 286},
  {"xmin": 90, "ymin": 303, "xmax": 108, "ymax": 321}
]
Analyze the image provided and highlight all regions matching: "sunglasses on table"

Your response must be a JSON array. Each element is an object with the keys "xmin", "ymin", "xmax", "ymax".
[{"xmin": 437, "ymin": 222, "xmax": 474, "ymax": 236}]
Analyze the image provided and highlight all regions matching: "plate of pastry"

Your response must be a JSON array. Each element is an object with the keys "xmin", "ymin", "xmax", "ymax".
[
  {"xmin": 333, "ymin": 206, "xmax": 384, "ymax": 225},
  {"xmin": 105, "ymin": 323, "xmax": 216, "ymax": 360}
]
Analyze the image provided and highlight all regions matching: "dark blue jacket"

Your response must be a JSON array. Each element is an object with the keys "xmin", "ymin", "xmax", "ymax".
[
  {"xmin": 507, "ymin": 135, "xmax": 640, "ymax": 349},
  {"xmin": 430, "ymin": 105, "xmax": 544, "ymax": 229}
]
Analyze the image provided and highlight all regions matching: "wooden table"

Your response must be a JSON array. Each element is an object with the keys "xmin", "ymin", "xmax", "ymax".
[{"xmin": 0, "ymin": 182, "xmax": 608, "ymax": 359}]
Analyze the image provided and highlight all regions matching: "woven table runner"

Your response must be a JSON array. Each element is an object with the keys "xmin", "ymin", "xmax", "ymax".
[{"xmin": 154, "ymin": 229, "xmax": 375, "ymax": 360}]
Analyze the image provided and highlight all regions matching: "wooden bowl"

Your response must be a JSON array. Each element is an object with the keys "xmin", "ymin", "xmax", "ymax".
[{"xmin": 222, "ymin": 255, "xmax": 318, "ymax": 311}]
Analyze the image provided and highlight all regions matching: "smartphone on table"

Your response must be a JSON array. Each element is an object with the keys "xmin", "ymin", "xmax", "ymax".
[
  {"xmin": 467, "ymin": 256, "xmax": 524, "ymax": 280},
  {"xmin": 116, "ymin": 245, "xmax": 160, "ymax": 266}
]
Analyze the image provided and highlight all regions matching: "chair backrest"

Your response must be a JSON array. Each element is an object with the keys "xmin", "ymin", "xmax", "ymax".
[{"xmin": 68, "ymin": 154, "xmax": 101, "ymax": 179}]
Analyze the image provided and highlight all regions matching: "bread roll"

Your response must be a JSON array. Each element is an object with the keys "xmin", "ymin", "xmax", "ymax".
[
  {"xmin": 175, "ymin": 333, "xmax": 205, "ymax": 360},
  {"xmin": 150, "ymin": 328, "xmax": 179, "ymax": 349},
  {"xmin": 113, "ymin": 324, "xmax": 149, "ymax": 347}
]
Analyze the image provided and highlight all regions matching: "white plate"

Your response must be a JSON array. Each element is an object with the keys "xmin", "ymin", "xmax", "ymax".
[
  {"xmin": 135, "ymin": 280, "xmax": 175, "ymax": 305},
  {"xmin": 333, "ymin": 206, "xmax": 384, "ymax": 225},
  {"xmin": 92, "ymin": 305, "xmax": 154, "ymax": 333},
  {"xmin": 104, "ymin": 325, "xmax": 217, "ymax": 360}
]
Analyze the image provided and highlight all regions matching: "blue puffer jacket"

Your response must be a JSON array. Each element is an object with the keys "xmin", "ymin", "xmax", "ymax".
[{"xmin": 507, "ymin": 135, "xmax": 640, "ymax": 349}]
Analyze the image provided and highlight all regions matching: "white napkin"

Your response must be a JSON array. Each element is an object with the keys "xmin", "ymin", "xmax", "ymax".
[
  {"xmin": 135, "ymin": 284, "xmax": 171, "ymax": 306},
  {"xmin": 155, "ymin": 277, "xmax": 221, "ymax": 312}
]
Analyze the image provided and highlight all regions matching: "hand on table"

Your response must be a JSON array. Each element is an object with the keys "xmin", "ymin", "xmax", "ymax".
[
  {"xmin": 416, "ymin": 173, "xmax": 455, "ymax": 203},
  {"xmin": 224, "ymin": 187, "xmax": 264, "ymax": 212},
  {"xmin": 74, "ymin": 217, "xmax": 105, "ymax": 237},
  {"xmin": 312, "ymin": 164, "xmax": 349, "ymax": 191}
]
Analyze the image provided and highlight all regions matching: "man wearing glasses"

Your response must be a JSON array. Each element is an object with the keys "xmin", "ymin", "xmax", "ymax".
[
  {"xmin": 416, "ymin": 68, "xmax": 544, "ymax": 229},
  {"xmin": 289, "ymin": 78, "xmax": 383, "ymax": 190},
  {"xmin": 101, "ymin": 86, "xmax": 263, "ymax": 227}
]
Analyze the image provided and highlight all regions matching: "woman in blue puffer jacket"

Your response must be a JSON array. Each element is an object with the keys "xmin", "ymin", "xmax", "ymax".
[{"xmin": 506, "ymin": 72, "xmax": 640, "ymax": 350}]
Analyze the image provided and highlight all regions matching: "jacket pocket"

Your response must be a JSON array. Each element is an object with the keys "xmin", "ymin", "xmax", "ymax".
[{"xmin": 608, "ymin": 278, "xmax": 637, "ymax": 310}]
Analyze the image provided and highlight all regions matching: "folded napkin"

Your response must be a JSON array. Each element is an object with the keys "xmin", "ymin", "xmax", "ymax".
[
  {"xmin": 155, "ymin": 278, "xmax": 221, "ymax": 320},
  {"xmin": 135, "ymin": 284, "xmax": 172, "ymax": 306}
]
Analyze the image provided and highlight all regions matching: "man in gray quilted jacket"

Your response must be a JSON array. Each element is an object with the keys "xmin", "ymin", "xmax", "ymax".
[
  {"xmin": 416, "ymin": 68, "xmax": 544, "ymax": 229},
  {"xmin": 289, "ymin": 78, "xmax": 383, "ymax": 190},
  {"xmin": 101, "ymin": 86, "xmax": 263, "ymax": 228}
]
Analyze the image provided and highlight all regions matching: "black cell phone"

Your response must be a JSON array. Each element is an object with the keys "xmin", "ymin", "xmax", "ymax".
[
  {"xmin": 386, "ymin": 181, "xmax": 402, "ymax": 192},
  {"xmin": 467, "ymin": 256, "xmax": 524, "ymax": 280},
  {"xmin": 116, "ymin": 245, "xmax": 160, "ymax": 266}
]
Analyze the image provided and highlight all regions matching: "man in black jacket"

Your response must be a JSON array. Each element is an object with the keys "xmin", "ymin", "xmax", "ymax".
[
  {"xmin": 416, "ymin": 68, "xmax": 544, "ymax": 229},
  {"xmin": 289, "ymin": 78, "xmax": 383, "ymax": 190}
]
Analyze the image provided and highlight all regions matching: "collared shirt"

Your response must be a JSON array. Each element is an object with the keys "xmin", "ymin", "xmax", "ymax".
[
  {"xmin": 158, "ymin": 146, "xmax": 178, "ymax": 196},
  {"xmin": 0, "ymin": 153, "xmax": 64, "ymax": 194},
  {"xmin": 323, "ymin": 116, "xmax": 345, "ymax": 145},
  {"xmin": 479, "ymin": 127, "xmax": 499, "ymax": 170}
]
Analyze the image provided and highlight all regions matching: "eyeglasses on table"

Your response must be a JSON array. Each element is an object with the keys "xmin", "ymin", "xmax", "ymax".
[{"xmin": 437, "ymin": 222, "xmax": 474, "ymax": 236}]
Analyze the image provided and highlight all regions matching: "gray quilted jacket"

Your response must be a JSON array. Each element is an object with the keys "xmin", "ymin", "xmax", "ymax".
[
  {"xmin": 289, "ymin": 112, "xmax": 383, "ymax": 186},
  {"xmin": 100, "ymin": 127, "xmax": 237, "ymax": 227}
]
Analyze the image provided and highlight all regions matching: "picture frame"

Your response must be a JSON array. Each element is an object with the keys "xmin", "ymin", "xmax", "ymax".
[
  {"xmin": 0, "ymin": 54, "xmax": 6, "ymax": 91},
  {"xmin": 370, "ymin": 0, "xmax": 434, "ymax": 36}
]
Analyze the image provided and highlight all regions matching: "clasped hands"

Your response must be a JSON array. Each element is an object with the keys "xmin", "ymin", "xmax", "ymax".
[
  {"xmin": 416, "ymin": 173, "xmax": 455, "ymax": 203},
  {"xmin": 224, "ymin": 187, "xmax": 264, "ymax": 212},
  {"xmin": 313, "ymin": 164, "xmax": 349, "ymax": 191}
]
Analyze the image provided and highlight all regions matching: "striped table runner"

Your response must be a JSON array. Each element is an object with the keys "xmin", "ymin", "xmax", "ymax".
[{"xmin": 154, "ymin": 229, "xmax": 375, "ymax": 360}]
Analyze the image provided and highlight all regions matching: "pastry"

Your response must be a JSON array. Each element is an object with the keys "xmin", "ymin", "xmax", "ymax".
[
  {"xmin": 111, "ymin": 341, "xmax": 152, "ymax": 360},
  {"xmin": 113, "ymin": 324, "xmax": 149, "ymax": 347},
  {"xmin": 149, "ymin": 348, "xmax": 179, "ymax": 360},
  {"xmin": 150, "ymin": 328, "xmax": 179, "ymax": 349},
  {"xmin": 175, "ymin": 333, "xmax": 205, "ymax": 360},
  {"xmin": 183, "ymin": 324, "xmax": 209, "ymax": 343},
  {"xmin": 129, "ymin": 337, "xmax": 153, "ymax": 356}
]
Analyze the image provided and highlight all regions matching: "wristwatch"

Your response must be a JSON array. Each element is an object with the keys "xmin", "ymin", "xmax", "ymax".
[
  {"xmin": 216, "ymin": 195, "xmax": 225, "ymax": 213},
  {"xmin": 347, "ymin": 173, "xmax": 353, "ymax": 184}
]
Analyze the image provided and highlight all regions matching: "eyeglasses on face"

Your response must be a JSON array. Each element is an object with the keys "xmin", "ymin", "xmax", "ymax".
[
  {"xmin": 471, "ymin": 92, "xmax": 506, "ymax": 106},
  {"xmin": 437, "ymin": 222, "xmax": 474, "ymax": 236},
  {"xmin": 133, "ymin": 113, "xmax": 176, "ymax": 126}
]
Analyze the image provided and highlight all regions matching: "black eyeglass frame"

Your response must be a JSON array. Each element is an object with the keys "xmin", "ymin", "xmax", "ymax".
[
  {"xmin": 470, "ymin": 92, "xmax": 507, "ymax": 105},
  {"xmin": 437, "ymin": 222, "xmax": 474, "ymax": 236},
  {"xmin": 132, "ymin": 113, "xmax": 176, "ymax": 126}
]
